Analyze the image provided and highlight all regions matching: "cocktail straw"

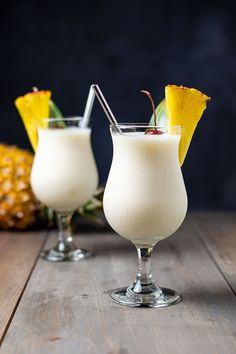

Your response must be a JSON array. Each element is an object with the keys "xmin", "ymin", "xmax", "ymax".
[
  {"xmin": 81, "ymin": 85, "xmax": 96, "ymax": 128},
  {"xmin": 91, "ymin": 84, "xmax": 121, "ymax": 132}
]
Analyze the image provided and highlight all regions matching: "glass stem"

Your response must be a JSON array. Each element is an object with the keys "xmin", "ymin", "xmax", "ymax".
[
  {"xmin": 132, "ymin": 247, "xmax": 161, "ymax": 294},
  {"xmin": 56, "ymin": 212, "xmax": 75, "ymax": 251}
]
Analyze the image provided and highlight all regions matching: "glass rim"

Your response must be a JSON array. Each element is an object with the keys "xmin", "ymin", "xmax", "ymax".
[
  {"xmin": 110, "ymin": 123, "xmax": 182, "ymax": 128},
  {"xmin": 42, "ymin": 116, "xmax": 83, "ymax": 123}
]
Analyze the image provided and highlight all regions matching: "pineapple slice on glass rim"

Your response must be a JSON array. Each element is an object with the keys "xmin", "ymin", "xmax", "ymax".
[
  {"xmin": 149, "ymin": 85, "xmax": 211, "ymax": 165},
  {"xmin": 165, "ymin": 85, "xmax": 211, "ymax": 166},
  {"xmin": 15, "ymin": 89, "xmax": 51, "ymax": 151}
]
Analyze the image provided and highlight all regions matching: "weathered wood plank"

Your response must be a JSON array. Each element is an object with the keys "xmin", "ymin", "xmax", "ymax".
[
  {"xmin": 1, "ymin": 217, "xmax": 236, "ymax": 354},
  {"xmin": 192, "ymin": 212, "xmax": 236, "ymax": 293},
  {"xmin": 0, "ymin": 231, "xmax": 47, "ymax": 341}
]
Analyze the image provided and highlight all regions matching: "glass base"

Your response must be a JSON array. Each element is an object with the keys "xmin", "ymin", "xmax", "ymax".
[
  {"xmin": 40, "ymin": 243, "xmax": 93, "ymax": 262},
  {"xmin": 110, "ymin": 286, "xmax": 181, "ymax": 308}
]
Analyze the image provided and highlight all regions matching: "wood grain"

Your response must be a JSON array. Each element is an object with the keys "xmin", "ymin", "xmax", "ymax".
[
  {"xmin": 0, "ymin": 216, "xmax": 235, "ymax": 354},
  {"xmin": 192, "ymin": 212, "xmax": 236, "ymax": 293},
  {"xmin": 0, "ymin": 231, "xmax": 47, "ymax": 341}
]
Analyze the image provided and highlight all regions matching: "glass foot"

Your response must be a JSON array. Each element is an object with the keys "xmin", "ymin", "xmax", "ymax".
[
  {"xmin": 110, "ymin": 286, "xmax": 181, "ymax": 308},
  {"xmin": 40, "ymin": 247, "xmax": 93, "ymax": 262}
]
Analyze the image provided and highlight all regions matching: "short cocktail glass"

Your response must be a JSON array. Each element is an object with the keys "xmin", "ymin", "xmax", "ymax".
[
  {"xmin": 104, "ymin": 124, "xmax": 188, "ymax": 307},
  {"xmin": 31, "ymin": 117, "xmax": 98, "ymax": 261}
]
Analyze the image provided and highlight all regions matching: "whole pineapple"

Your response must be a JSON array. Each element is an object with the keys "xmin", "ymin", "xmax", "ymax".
[{"xmin": 0, "ymin": 144, "xmax": 41, "ymax": 229}]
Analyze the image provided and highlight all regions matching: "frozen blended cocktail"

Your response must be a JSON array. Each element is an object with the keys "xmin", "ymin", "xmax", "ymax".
[
  {"xmin": 31, "ymin": 118, "xmax": 98, "ymax": 262},
  {"xmin": 31, "ymin": 126, "xmax": 97, "ymax": 213},
  {"xmin": 103, "ymin": 85, "xmax": 210, "ymax": 307},
  {"xmin": 104, "ymin": 127, "xmax": 187, "ymax": 247},
  {"xmin": 15, "ymin": 89, "xmax": 98, "ymax": 262}
]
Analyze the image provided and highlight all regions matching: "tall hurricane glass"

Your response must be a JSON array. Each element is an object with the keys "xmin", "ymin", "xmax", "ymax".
[
  {"xmin": 31, "ymin": 117, "xmax": 98, "ymax": 261},
  {"xmin": 104, "ymin": 124, "xmax": 188, "ymax": 307}
]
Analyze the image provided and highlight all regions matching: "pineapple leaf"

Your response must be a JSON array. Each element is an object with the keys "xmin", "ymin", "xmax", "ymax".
[
  {"xmin": 49, "ymin": 100, "xmax": 63, "ymax": 118},
  {"xmin": 49, "ymin": 100, "xmax": 65, "ymax": 128},
  {"xmin": 148, "ymin": 99, "xmax": 167, "ymax": 126}
]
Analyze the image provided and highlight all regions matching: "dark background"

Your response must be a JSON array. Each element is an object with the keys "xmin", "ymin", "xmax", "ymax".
[{"xmin": 1, "ymin": 0, "xmax": 236, "ymax": 210}]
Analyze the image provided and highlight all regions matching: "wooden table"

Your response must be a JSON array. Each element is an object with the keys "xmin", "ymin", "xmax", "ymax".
[{"xmin": 0, "ymin": 212, "xmax": 235, "ymax": 354}]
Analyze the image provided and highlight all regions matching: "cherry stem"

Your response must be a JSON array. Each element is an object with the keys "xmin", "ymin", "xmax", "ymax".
[{"xmin": 141, "ymin": 90, "xmax": 157, "ymax": 128}]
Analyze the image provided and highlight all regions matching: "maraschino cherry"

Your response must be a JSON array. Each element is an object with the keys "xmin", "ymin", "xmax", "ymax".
[
  {"xmin": 145, "ymin": 129, "xmax": 163, "ymax": 135},
  {"xmin": 141, "ymin": 90, "xmax": 163, "ymax": 135}
]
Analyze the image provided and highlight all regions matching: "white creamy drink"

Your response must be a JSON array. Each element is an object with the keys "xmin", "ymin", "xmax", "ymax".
[
  {"xmin": 31, "ymin": 127, "xmax": 98, "ymax": 212},
  {"xmin": 104, "ymin": 132, "xmax": 187, "ymax": 247}
]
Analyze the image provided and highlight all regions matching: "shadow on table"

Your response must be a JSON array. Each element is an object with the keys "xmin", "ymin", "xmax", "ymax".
[{"xmin": 182, "ymin": 286, "xmax": 235, "ymax": 318}]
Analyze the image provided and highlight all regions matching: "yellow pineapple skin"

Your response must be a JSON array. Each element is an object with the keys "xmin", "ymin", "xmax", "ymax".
[
  {"xmin": 15, "ymin": 91, "xmax": 51, "ymax": 151},
  {"xmin": 165, "ymin": 85, "xmax": 211, "ymax": 166},
  {"xmin": 0, "ymin": 144, "xmax": 41, "ymax": 230}
]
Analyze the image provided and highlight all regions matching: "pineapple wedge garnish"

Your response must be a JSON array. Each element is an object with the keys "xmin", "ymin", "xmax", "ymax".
[
  {"xmin": 15, "ymin": 90, "xmax": 51, "ymax": 151},
  {"xmin": 165, "ymin": 85, "xmax": 211, "ymax": 166}
]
